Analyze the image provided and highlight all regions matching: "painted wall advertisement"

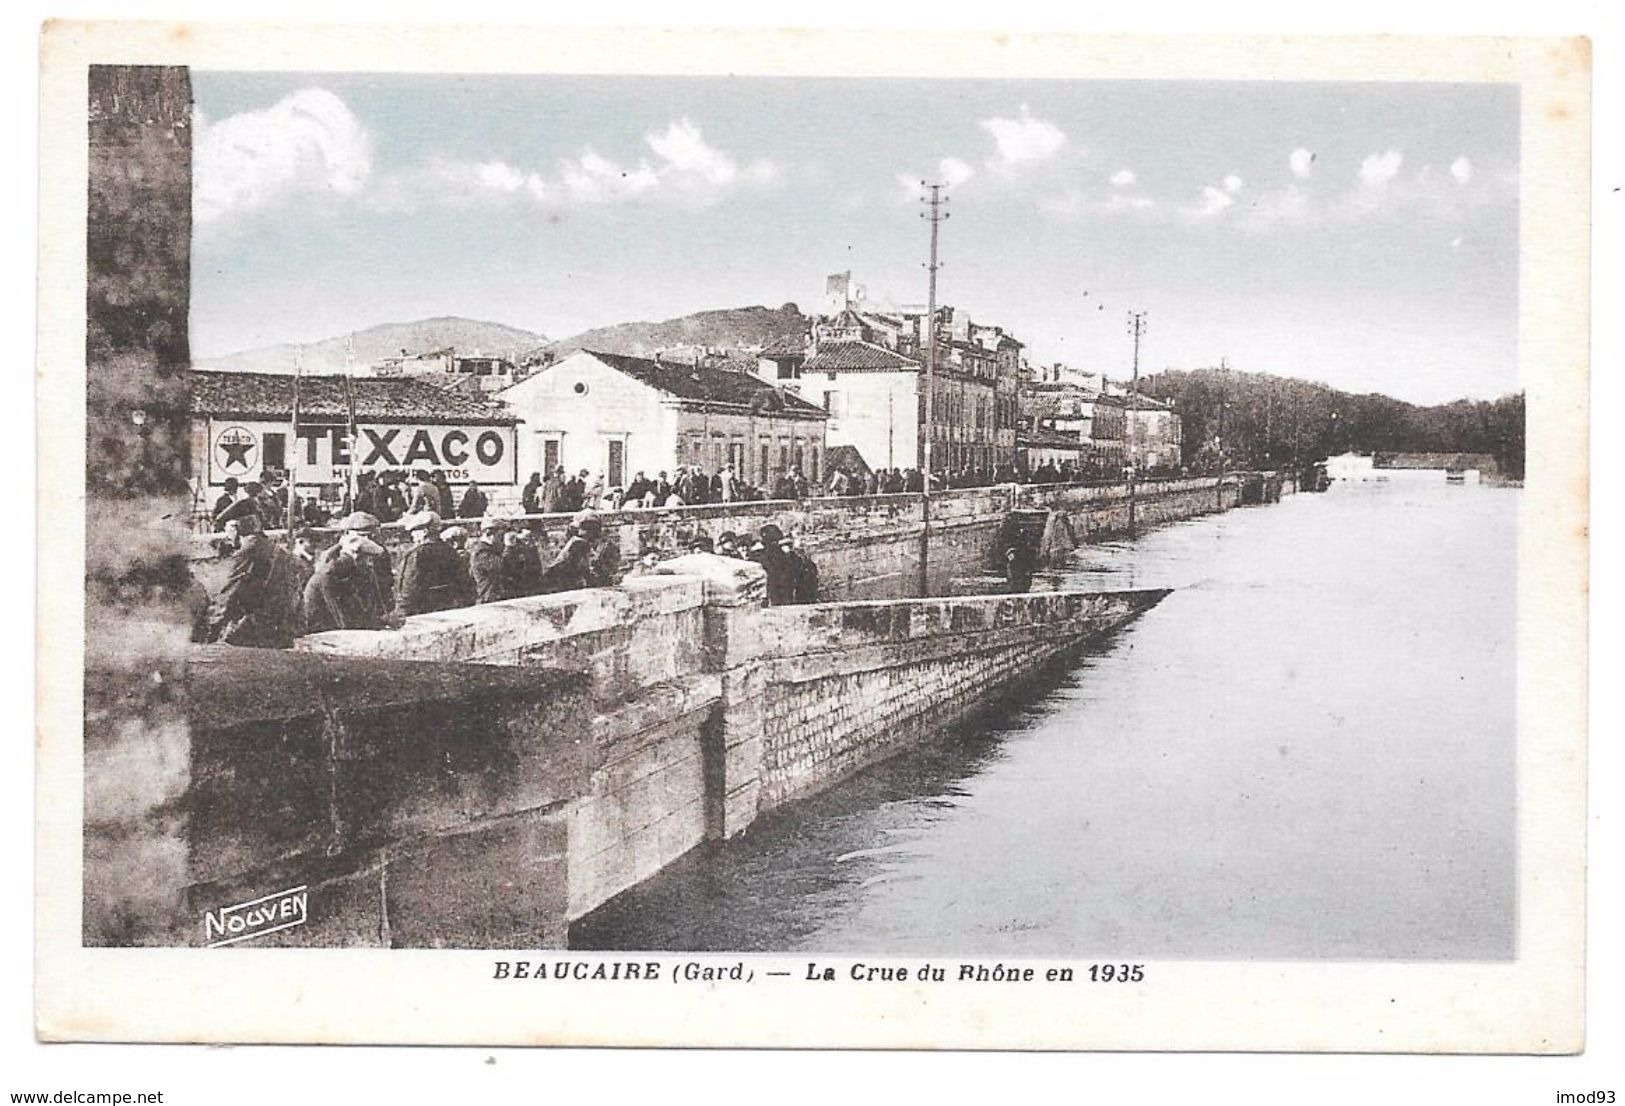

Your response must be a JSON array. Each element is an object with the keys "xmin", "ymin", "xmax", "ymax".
[{"xmin": 207, "ymin": 419, "xmax": 518, "ymax": 487}]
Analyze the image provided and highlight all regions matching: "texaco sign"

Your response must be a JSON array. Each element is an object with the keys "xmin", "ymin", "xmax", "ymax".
[{"xmin": 205, "ymin": 419, "xmax": 517, "ymax": 486}]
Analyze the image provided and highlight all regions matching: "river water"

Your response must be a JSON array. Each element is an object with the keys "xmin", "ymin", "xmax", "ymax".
[{"xmin": 573, "ymin": 478, "xmax": 1517, "ymax": 960}]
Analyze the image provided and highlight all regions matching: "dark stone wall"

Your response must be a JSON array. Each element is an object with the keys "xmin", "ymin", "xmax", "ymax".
[
  {"xmin": 87, "ymin": 647, "xmax": 591, "ymax": 948},
  {"xmin": 82, "ymin": 66, "xmax": 198, "ymax": 945}
]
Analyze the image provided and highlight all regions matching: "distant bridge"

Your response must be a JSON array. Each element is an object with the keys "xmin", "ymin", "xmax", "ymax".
[{"xmin": 1372, "ymin": 451, "xmax": 1500, "ymax": 474}]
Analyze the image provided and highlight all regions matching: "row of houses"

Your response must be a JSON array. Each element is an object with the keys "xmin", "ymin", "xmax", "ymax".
[
  {"xmin": 188, "ymin": 273, "xmax": 1184, "ymax": 503},
  {"xmin": 1018, "ymin": 362, "xmax": 1183, "ymax": 472}
]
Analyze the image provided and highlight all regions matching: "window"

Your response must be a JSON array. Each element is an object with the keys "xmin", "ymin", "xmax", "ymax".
[
  {"xmin": 262, "ymin": 432, "xmax": 286, "ymax": 472},
  {"xmin": 607, "ymin": 440, "xmax": 625, "ymax": 487},
  {"xmin": 542, "ymin": 437, "xmax": 561, "ymax": 474}
]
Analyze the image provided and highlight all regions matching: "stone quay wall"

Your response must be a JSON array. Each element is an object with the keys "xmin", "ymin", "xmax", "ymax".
[
  {"xmin": 750, "ymin": 590, "xmax": 1168, "ymax": 811},
  {"xmin": 187, "ymin": 475, "xmax": 1251, "ymax": 602},
  {"xmin": 87, "ymin": 646, "xmax": 590, "ymax": 948},
  {"xmin": 93, "ymin": 559, "xmax": 1171, "ymax": 947},
  {"xmin": 296, "ymin": 576, "xmax": 720, "ymax": 922}
]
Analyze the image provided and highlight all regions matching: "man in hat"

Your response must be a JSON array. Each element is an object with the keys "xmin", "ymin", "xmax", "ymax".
[
  {"xmin": 304, "ymin": 530, "xmax": 388, "ymax": 633},
  {"xmin": 502, "ymin": 526, "xmax": 545, "ymax": 599},
  {"xmin": 318, "ymin": 511, "xmax": 396, "ymax": 625},
  {"xmin": 469, "ymin": 517, "xmax": 508, "ymax": 604},
  {"xmin": 541, "ymin": 510, "xmax": 611, "ymax": 594},
  {"xmin": 749, "ymin": 523, "xmax": 796, "ymax": 606},
  {"xmin": 211, "ymin": 477, "xmax": 240, "ymax": 527},
  {"xmin": 396, "ymin": 511, "xmax": 471, "ymax": 616},
  {"xmin": 213, "ymin": 481, "xmax": 268, "ymax": 532},
  {"xmin": 782, "ymin": 533, "xmax": 820, "ymax": 605},
  {"xmin": 208, "ymin": 514, "xmax": 299, "ymax": 648},
  {"xmin": 716, "ymin": 530, "xmax": 743, "ymax": 559}
]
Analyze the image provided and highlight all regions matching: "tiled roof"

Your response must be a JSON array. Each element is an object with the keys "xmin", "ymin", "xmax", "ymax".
[
  {"xmin": 803, "ymin": 341, "xmax": 919, "ymax": 372},
  {"xmin": 190, "ymin": 369, "xmax": 518, "ymax": 423},
  {"xmin": 581, "ymin": 350, "xmax": 827, "ymax": 417},
  {"xmin": 825, "ymin": 444, "xmax": 873, "ymax": 476},
  {"xmin": 757, "ymin": 333, "xmax": 810, "ymax": 358}
]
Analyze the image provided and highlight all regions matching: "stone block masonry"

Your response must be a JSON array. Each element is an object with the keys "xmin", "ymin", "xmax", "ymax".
[
  {"xmin": 752, "ymin": 591, "xmax": 1169, "ymax": 811},
  {"xmin": 96, "ymin": 561, "xmax": 1171, "ymax": 947}
]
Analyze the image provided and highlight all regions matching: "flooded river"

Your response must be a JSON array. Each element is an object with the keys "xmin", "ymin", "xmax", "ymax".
[{"xmin": 573, "ymin": 479, "xmax": 1517, "ymax": 960}]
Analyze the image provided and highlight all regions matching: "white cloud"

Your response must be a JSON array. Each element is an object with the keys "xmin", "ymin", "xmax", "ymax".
[
  {"xmin": 384, "ymin": 117, "xmax": 775, "ymax": 211},
  {"xmin": 1290, "ymin": 148, "xmax": 1316, "ymax": 179},
  {"xmin": 1224, "ymin": 174, "xmax": 1245, "ymax": 193},
  {"xmin": 980, "ymin": 105, "xmax": 1066, "ymax": 172},
  {"xmin": 1194, "ymin": 186, "xmax": 1235, "ymax": 217},
  {"xmin": 1358, "ymin": 149, "xmax": 1405, "ymax": 187},
  {"xmin": 194, "ymin": 88, "xmax": 372, "ymax": 225},
  {"xmin": 1450, "ymin": 156, "xmax": 1474, "ymax": 184},
  {"xmin": 1450, "ymin": 235, "xmax": 1466, "ymax": 248},
  {"xmin": 896, "ymin": 158, "xmax": 975, "ymax": 202},
  {"xmin": 1110, "ymin": 169, "xmax": 1136, "ymax": 187},
  {"xmin": 939, "ymin": 157, "xmax": 975, "ymax": 188}
]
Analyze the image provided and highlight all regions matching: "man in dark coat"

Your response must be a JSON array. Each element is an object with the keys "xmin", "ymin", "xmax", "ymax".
[
  {"xmin": 783, "ymin": 534, "xmax": 820, "ymax": 604},
  {"xmin": 304, "ymin": 531, "xmax": 388, "ymax": 634},
  {"xmin": 502, "ymin": 528, "xmax": 545, "ymax": 598},
  {"xmin": 211, "ymin": 477, "xmax": 240, "ymax": 527},
  {"xmin": 469, "ymin": 518, "xmax": 508, "ymax": 603},
  {"xmin": 214, "ymin": 485, "xmax": 268, "ymax": 532},
  {"xmin": 749, "ymin": 523, "xmax": 797, "ymax": 606},
  {"xmin": 432, "ymin": 471, "xmax": 455, "ymax": 517},
  {"xmin": 457, "ymin": 483, "xmax": 489, "ymax": 518},
  {"xmin": 396, "ymin": 512, "xmax": 471, "ymax": 616},
  {"xmin": 538, "ymin": 511, "xmax": 613, "ymax": 593},
  {"xmin": 316, "ymin": 511, "xmax": 395, "ymax": 625},
  {"xmin": 208, "ymin": 515, "xmax": 299, "ymax": 648},
  {"xmin": 540, "ymin": 468, "xmax": 568, "ymax": 513},
  {"xmin": 520, "ymin": 472, "xmax": 542, "ymax": 514}
]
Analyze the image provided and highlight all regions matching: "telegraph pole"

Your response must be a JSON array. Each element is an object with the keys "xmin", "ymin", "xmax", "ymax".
[
  {"xmin": 1126, "ymin": 311, "xmax": 1146, "ymax": 535},
  {"xmin": 1216, "ymin": 356, "xmax": 1230, "ymax": 509},
  {"xmin": 918, "ymin": 182, "xmax": 948, "ymax": 596}
]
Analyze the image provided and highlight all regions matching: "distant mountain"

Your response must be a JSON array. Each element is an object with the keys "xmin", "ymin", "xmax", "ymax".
[
  {"xmin": 196, "ymin": 316, "xmax": 549, "ymax": 375},
  {"xmin": 545, "ymin": 304, "xmax": 809, "ymax": 360}
]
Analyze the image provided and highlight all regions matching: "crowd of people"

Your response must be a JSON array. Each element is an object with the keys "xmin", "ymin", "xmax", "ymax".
[
  {"xmin": 198, "ymin": 507, "xmax": 619, "ymax": 648},
  {"xmin": 207, "ymin": 469, "xmax": 493, "ymax": 534},
  {"xmin": 196, "ymin": 504, "xmax": 824, "ymax": 650},
  {"xmin": 202, "ymin": 453, "xmax": 1203, "ymax": 540},
  {"xmin": 192, "ymin": 450, "xmax": 1213, "ymax": 648}
]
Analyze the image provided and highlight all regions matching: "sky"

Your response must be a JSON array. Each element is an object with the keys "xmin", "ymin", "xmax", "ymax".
[{"xmin": 190, "ymin": 73, "xmax": 1520, "ymax": 404}]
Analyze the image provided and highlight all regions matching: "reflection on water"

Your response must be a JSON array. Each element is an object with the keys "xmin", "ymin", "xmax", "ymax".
[{"xmin": 573, "ymin": 481, "xmax": 1517, "ymax": 960}]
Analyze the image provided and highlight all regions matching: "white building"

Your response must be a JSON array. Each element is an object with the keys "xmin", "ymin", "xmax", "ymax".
[
  {"xmin": 499, "ymin": 349, "xmax": 829, "ymax": 490},
  {"xmin": 757, "ymin": 274, "xmax": 1023, "ymax": 474}
]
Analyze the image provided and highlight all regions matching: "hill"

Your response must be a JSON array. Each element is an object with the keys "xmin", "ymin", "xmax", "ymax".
[
  {"xmin": 545, "ymin": 304, "xmax": 809, "ymax": 359},
  {"xmin": 196, "ymin": 316, "xmax": 548, "ymax": 375}
]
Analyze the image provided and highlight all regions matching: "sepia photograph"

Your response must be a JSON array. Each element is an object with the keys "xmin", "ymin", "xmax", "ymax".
[{"xmin": 33, "ymin": 21, "xmax": 1589, "ymax": 1053}]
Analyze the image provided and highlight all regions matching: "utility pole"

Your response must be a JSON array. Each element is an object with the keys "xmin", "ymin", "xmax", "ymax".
[
  {"xmin": 1216, "ymin": 356, "xmax": 1230, "ymax": 509},
  {"xmin": 287, "ymin": 347, "xmax": 303, "ymax": 542},
  {"xmin": 918, "ymin": 181, "xmax": 948, "ymax": 596},
  {"xmin": 1126, "ymin": 311, "xmax": 1146, "ymax": 535}
]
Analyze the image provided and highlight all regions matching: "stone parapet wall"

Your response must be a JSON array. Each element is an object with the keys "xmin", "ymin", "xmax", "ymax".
[
  {"xmin": 752, "ymin": 590, "xmax": 1167, "ymax": 811},
  {"xmin": 186, "ymin": 477, "xmax": 1253, "ymax": 600},
  {"xmin": 113, "ymin": 557, "xmax": 1172, "ymax": 948},
  {"xmin": 86, "ymin": 646, "xmax": 590, "ymax": 948}
]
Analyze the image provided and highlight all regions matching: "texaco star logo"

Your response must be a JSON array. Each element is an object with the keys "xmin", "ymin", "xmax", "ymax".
[{"xmin": 215, "ymin": 425, "xmax": 258, "ymax": 474}]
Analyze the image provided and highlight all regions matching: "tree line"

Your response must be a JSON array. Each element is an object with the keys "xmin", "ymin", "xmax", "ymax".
[{"xmin": 1137, "ymin": 368, "xmax": 1526, "ymax": 479}]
